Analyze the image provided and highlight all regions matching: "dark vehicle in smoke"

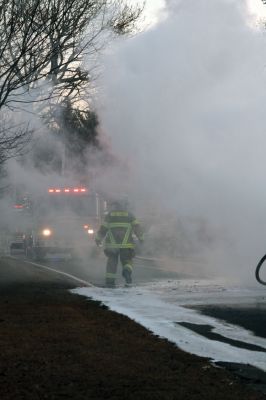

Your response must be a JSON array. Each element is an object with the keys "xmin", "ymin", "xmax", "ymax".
[
  {"xmin": 8, "ymin": 196, "xmax": 33, "ymax": 256},
  {"xmin": 24, "ymin": 186, "xmax": 106, "ymax": 261},
  {"xmin": 9, "ymin": 234, "xmax": 26, "ymax": 255}
]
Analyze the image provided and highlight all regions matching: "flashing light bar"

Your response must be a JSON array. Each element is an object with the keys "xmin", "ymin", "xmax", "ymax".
[
  {"xmin": 13, "ymin": 204, "xmax": 24, "ymax": 209},
  {"xmin": 48, "ymin": 187, "xmax": 88, "ymax": 194}
]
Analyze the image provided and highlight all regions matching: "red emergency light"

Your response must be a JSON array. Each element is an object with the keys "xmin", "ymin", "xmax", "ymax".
[
  {"xmin": 13, "ymin": 204, "xmax": 24, "ymax": 209},
  {"xmin": 48, "ymin": 187, "xmax": 88, "ymax": 194}
]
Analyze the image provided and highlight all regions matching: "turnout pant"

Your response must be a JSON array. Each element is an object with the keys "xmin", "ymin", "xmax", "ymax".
[{"xmin": 104, "ymin": 248, "xmax": 135, "ymax": 286}]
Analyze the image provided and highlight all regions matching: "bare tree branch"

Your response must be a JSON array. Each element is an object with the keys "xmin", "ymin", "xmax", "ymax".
[
  {"xmin": 0, "ymin": 0, "xmax": 143, "ymax": 166},
  {"xmin": 0, "ymin": 122, "xmax": 32, "ymax": 164},
  {"xmin": 0, "ymin": 0, "xmax": 143, "ymax": 108}
]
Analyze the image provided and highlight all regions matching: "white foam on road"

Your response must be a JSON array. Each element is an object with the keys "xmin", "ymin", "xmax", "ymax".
[{"xmin": 72, "ymin": 279, "xmax": 266, "ymax": 371}]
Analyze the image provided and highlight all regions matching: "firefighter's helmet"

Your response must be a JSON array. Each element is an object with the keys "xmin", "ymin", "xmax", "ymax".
[{"xmin": 109, "ymin": 197, "xmax": 129, "ymax": 211}]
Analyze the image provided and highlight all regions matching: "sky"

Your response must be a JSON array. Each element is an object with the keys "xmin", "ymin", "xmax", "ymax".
[
  {"xmin": 247, "ymin": 0, "xmax": 266, "ymax": 20},
  {"xmin": 138, "ymin": 0, "xmax": 266, "ymax": 26},
  {"xmin": 92, "ymin": 0, "xmax": 266, "ymax": 281}
]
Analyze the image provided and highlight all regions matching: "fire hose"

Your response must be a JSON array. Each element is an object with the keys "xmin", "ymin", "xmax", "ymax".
[{"xmin": 255, "ymin": 254, "xmax": 266, "ymax": 286}]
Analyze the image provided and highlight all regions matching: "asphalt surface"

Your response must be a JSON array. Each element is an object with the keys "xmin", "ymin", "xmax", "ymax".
[
  {"xmin": 20, "ymin": 251, "xmax": 266, "ymax": 339},
  {"xmin": 189, "ymin": 303, "xmax": 266, "ymax": 394},
  {"xmin": 194, "ymin": 304, "xmax": 266, "ymax": 339}
]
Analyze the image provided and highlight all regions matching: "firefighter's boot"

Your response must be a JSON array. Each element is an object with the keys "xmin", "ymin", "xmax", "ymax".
[
  {"xmin": 105, "ymin": 272, "xmax": 116, "ymax": 288},
  {"xmin": 122, "ymin": 265, "xmax": 132, "ymax": 286}
]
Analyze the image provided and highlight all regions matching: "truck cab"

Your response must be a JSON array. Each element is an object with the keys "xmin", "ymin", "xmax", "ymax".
[{"xmin": 28, "ymin": 186, "xmax": 106, "ymax": 261}]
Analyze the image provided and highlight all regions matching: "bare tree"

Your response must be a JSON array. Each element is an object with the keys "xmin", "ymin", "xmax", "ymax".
[
  {"xmin": 0, "ymin": 0, "xmax": 143, "ymax": 166},
  {"xmin": 0, "ymin": 0, "xmax": 143, "ymax": 107},
  {"xmin": 0, "ymin": 122, "xmax": 32, "ymax": 164}
]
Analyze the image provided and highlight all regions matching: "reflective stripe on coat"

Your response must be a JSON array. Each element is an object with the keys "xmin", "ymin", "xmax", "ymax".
[{"xmin": 96, "ymin": 210, "xmax": 143, "ymax": 249}]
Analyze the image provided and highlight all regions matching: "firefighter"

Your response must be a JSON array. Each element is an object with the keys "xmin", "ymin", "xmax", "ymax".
[{"xmin": 95, "ymin": 200, "xmax": 144, "ymax": 287}]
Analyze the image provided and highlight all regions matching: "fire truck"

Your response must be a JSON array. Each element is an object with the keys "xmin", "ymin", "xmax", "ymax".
[{"xmin": 24, "ymin": 186, "xmax": 106, "ymax": 261}]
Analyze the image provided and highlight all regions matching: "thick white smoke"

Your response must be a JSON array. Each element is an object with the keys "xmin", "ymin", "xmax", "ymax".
[{"xmin": 94, "ymin": 0, "xmax": 266, "ymax": 282}]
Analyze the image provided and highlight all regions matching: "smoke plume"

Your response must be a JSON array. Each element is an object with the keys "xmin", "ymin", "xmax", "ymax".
[{"xmin": 94, "ymin": 0, "xmax": 266, "ymax": 282}]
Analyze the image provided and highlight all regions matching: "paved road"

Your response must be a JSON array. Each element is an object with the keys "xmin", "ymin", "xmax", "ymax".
[
  {"xmin": 26, "ymin": 253, "xmax": 266, "ymax": 340},
  {"xmin": 13, "ymin": 252, "xmax": 266, "ymax": 340}
]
